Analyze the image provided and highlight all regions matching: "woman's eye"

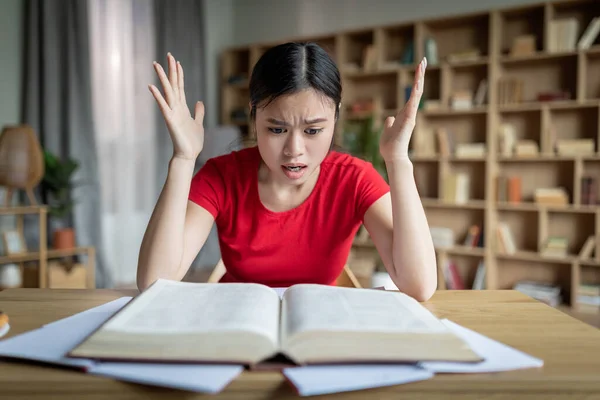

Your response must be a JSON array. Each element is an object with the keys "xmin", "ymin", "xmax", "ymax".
[
  {"xmin": 268, "ymin": 127, "xmax": 284, "ymax": 134},
  {"xmin": 306, "ymin": 128, "xmax": 323, "ymax": 135}
]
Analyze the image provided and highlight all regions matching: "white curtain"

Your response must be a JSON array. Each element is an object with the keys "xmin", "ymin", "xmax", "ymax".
[{"xmin": 88, "ymin": 0, "xmax": 158, "ymax": 286}]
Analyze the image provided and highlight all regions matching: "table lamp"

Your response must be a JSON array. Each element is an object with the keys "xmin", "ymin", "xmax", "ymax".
[{"xmin": 0, "ymin": 125, "xmax": 45, "ymax": 206}]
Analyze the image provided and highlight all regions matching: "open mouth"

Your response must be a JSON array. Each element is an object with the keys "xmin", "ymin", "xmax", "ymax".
[
  {"xmin": 283, "ymin": 165, "xmax": 306, "ymax": 172},
  {"xmin": 283, "ymin": 164, "xmax": 306, "ymax": 172},
  {"xmin": 281, "ymin": 164, "xmax": 307, "ymax": 179}
]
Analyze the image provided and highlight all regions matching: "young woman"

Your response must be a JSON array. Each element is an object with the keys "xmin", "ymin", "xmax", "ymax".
[{"xmin": 138, "ymin": 42, "xmax": 436, "ymax": 301}]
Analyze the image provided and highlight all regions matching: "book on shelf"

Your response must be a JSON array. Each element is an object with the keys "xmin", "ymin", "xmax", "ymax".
[
  {"xmin": 472, "ymin": 261, "xmax": 486, "ymax": 290},
  {"xmin": 443, "ymin": 261, "xmax": 465, "ymax": 290},
  {"xmin": 577, "ymin": 17, "xmax": 600, "ymax": 50},
  {"xmin": 514, "ymin": 140, "xmax": 539, "ymax": 158},
  {"xmin": 540, "ymin": 236, "xmax": 569, "ymax": 258},
  {"xmin": 450, "ymin": 90, "xmax": 473, "ymax": 110},
  {"xmin": 443, "ymin": 260, "xmax": 486, "ymax": 291},
  {"xmin": 548, "ymin": 17, "xmax": 579, "ymax": 53},
  {"xmin": 581, "ymin": 176, "xmax": 597, "ymax": 206},
  {"xmin": 473, "ymin": 79, "xmax": 488, "ymax": 106},
  {"xmin": 498, "ymin": 123, "xmax": 516, "ymax": 157},
  {"xmin": 555, "ymin": 139, "xmax": 595, "ymax": 156},
  {"xmin": 496, "ymin": 175, "xmax": 521, "ymax": 203},
  {"xmin": 436, "ymin": 128, "xmax": 453, "ymax": 156},
  {"xmin": 498, "ymin": 78, "xmax": 523, "ymax": 105},
  {"xmin": 510, "ymin": 35, "xmax": 536, "ymax": 56},
  {"xmin": 442, "ymin": 172, "xmax": 470, "ymax": 204},
  {"xmin": 534, "ymin": 187, "xmax": 569, "ymax": 206},
  {"xmin": 496, "ymin": 222, "xmax": 517, "ymax": 254},
  {"xmin": 455, "ymin": 143, "xmax": 486, "ymax": 158},
  {"xmin": 463, "ymin": 224, "xmax": 483, "ymax": 248},
  {"xmin": 446, "ymin": 49, "xmax": 481, "ymax": 63},
  {"xmin": 67, "ymin": 279, "xmax": 483, "ymax": 365},
  {"xmin": 514, "ymin": 281, "xmax": 562, "ymax": 307},
  {"xmin": 578, "ymin": 284, "xmax": 600, "ymax": 312},
  {"xmin": 578, "ymin": 236, "xmax": 595, "ymax": 260}
]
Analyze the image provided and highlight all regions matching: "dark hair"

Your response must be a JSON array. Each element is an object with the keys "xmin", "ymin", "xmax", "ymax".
[{"xmin": 249, "ymin": 42, "xmax": 342, "ymax": 121}]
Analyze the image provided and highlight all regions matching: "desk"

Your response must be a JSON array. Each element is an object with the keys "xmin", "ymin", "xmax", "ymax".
[{"xmin": 1, "ymin": 288, "xmax": 600, "ymax": 399}]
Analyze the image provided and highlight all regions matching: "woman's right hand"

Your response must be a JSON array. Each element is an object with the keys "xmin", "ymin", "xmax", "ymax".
[{"xmin": 149, "ymin": 53, "xmax": 204, "ymax": 161}]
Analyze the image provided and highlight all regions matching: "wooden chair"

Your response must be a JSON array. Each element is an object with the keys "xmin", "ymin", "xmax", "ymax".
[{"xmin": 207, "ymin": 259, "xmax": 362, "ymax": 288}]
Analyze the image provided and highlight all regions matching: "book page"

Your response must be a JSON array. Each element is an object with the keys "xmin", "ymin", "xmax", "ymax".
[
  {"xmin": 282, "ymin": 284, "xmax": 449, "ymax": 340},
  {"xmin": 280, "ymin": 285, "xmax": 480, "ymax": 364},
  {"xmin": 103, "ymin": 280, "xmax": 281, "ymax": 344}
]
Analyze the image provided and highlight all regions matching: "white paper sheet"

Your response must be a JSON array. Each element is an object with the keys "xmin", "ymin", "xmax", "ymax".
[
  {"xmin": 283, "ymin": 364, "xmax": 433, "ymax": 396},
  {"xmin": 0, "ymin": 311, "xmax": 104, "ymax": 369},
  {"xmin": 0, "ymin": 296, "xmax": 244, "ymax": 393},
  {"xmin": 90, "ymin": 362, "xmax": 243, "ymax": 393},
  {"xmin": 43, "ymin": 297, "xmax": 133, "ymax": 329},
  {"xmin": 418, "ymin": 319, "xmax": 544, "ymax": 373}
]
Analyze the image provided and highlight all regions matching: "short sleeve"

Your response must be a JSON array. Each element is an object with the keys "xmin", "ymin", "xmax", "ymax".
[
  {"xmin": 355, "ymin": 162, "xmax": 390, "ymax": 220},
  {"xmin": 188, "ymin": 158, "xmax": 225, "ymax": 219}
]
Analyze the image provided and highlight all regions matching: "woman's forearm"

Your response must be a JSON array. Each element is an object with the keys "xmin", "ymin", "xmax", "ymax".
[
  {"xmin": 386, "ymin": 158, "xmax": 437, "ymax": 301},
  {"xmin": 137, "ymin": 156, "xmax": 196, "ymax": 290}
]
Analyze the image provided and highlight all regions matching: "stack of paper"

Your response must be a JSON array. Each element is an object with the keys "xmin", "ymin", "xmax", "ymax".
[{"xmin": 0, "ymin": 295, "xmax": 544, "ymax": 396}]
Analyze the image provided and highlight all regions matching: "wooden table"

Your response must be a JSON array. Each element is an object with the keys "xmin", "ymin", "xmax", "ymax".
[{"xmin": 1, "ymin": 288, "xmax": 600, "ymax": 399}]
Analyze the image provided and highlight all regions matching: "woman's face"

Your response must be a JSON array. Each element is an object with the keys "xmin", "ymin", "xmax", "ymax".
[{"xmin": 254, "ymin": 89, "xmax": 336, "ymax": 186}]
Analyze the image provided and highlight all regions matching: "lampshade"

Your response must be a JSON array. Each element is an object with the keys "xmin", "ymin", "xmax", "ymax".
[{"xmin": 0, "ymin": 124, "xmax": 44, "ymax": 197}]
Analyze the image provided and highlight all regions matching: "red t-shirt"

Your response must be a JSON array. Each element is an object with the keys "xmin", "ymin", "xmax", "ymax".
[{"xmin": 188, "ymin": 146, "xmax": 389, "ymax": 287}]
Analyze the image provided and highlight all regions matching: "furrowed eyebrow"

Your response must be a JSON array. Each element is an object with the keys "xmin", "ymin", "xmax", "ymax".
[{"xmin": 266, "ymin": 117, "xmax": 327, "ymax": 126}]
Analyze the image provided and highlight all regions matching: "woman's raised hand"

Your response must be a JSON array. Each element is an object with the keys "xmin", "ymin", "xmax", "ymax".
[{"xmin": 149, "ymin": 53, "xmax": 205, "ymax": 161}]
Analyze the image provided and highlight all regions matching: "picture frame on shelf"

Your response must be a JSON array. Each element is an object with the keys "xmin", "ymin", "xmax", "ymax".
[{"xmin": 1, "ymin": 230, "xmax": 27, "ymax": 256}]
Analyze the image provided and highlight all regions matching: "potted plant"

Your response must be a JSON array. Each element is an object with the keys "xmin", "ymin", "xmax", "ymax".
[
  {"xmin": 42, "ymin": 150, "xmax": 79, "ymax": 249},
  {"xmin": 343, "ymin": 114, "xmax": 388, "ymax": 181}
]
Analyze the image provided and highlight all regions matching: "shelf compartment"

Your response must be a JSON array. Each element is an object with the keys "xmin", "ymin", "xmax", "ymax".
[
  {"xmin": 498, "ymin": 54, "xmax": 578, "ymax": 104},
  {"xmin": 380, "ymin": 23, "xmax": 415, "ymax": 69},
  {"xmin": 418, "ymin": 113, "xmax": 487, "ymax": 157},
  {"xmin": 548, "ymin": 106, "xmax": 599, "ymax": 155},
  {"xmin": 546, "ymin": 211, "xmax": 596, "ymax": 259},
  {"xmin": 426, "ymin": 208, "xmax": 485, "ymax": 248},
  {"xmin": 421, "ymin": 12, "xmax": 490, "ymax": 64},
  {"xmin": 447, "ymin": 63, "xmax": 489, "ymax": 108},
  {"xmin": 222, "ymin": 48, "xmax": 251, "ymax": 84},
  {"xmin": 575, "ymin": 265, "xmax": 600, "ymax": 314},
  {"xmin": 497, "ymin": 109, "xmax": 542, "ymax": 157},
  {"xmin": 402, "ymin": 67, "xmax": 440, "ymax": 105},
  {"xmin": 496, "ymin": 209, "xmax": 539, "ymax": 253},
  {"xmin": 223, "ymin": 86, "xmax": 250, "ymax": 125},
  {"xmin": 498, "ymin": 160, "xmax": 575, "ymax": 204},
  {"xmin": 344, "ymin": 72, "xmax": 398, "ymax": 113},
  {"xmin": 414, "ymin": 162, "xmax": 438, "ymax": 199},
  {"xmin": 496, "ymin": 258, "xmax": 572, "ymax": 301},
  {"xmin": 341, "ymin": 29, "xmax": 375, "ymax": 71},
  {"xmin": 584, "ymin": 51, "xmax": 600, "ymax": 100},
  {"xmin": 581, "ymin": 159, "xmax": 600, "ymax": 206},
  {"xmin": 498, "ymin": 4, "xmax": 546, "ymax": 56},
  {"xmin": 439, "ymin": 254, "xmax": 485, "ymax": 290},
  {"xmin": 548, "ymin": 0, "xmax": 600, "ymax": 53},
  {"xmin": 443, "ymin": 161, "xmax": 486, "ymax": 202}
]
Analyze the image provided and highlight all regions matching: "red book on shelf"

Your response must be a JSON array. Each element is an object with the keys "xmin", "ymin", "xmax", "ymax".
[{"xmin": 447, "ymin": 262, "xmax": 465, "ymax": 290}]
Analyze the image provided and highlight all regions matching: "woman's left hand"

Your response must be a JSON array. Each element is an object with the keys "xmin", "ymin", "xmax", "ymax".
[{"xmin": 379, "ymin": 57, "xmax": 427, "ymax": 162}]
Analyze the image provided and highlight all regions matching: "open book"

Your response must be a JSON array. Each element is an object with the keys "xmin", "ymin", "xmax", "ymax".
[{"xmin": 68, "ymin": 279, "xmax": 482, "ymax": 365}]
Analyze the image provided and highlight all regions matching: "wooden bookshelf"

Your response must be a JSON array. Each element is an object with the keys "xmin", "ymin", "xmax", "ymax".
[
  {"xmin": 220, "ymin": 0, "xmax": 600, "ymax": 316},
  {"xmin": 0, "ymin": 205, "xmax": 95, "ymax": 289}
]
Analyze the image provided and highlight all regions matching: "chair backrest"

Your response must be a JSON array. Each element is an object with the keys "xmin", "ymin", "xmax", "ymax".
[{"xmin": 206, "ymin": 259, "xmax": 362, "ymax": 288}]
